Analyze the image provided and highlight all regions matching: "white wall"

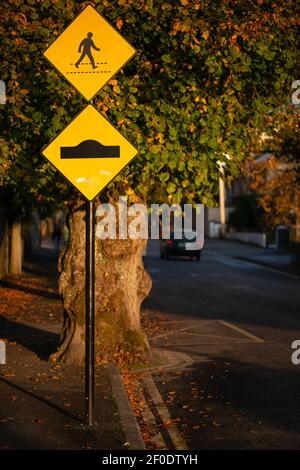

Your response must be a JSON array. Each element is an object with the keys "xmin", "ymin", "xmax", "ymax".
[{"xmin": 227, "ymin": 231, "xmax": 267, "ymax": 248}]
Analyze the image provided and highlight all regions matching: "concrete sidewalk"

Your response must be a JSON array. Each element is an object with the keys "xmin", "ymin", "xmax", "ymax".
[
  {"xmin": 0, "ymin": 344, "xmax": 124, "ymax": 450},
  {"xmin": 0, "ymin": 248, "xmax": 138, "ymax": 450}
]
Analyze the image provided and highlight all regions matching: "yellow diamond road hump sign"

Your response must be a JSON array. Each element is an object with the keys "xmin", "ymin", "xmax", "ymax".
[
  {"xmin": 44, "ymin": 4, "xmax": 136, "ymax": 100},
  {"xmin": 42, "ymin": 105, "xmax": 138, "ymax": 201}
]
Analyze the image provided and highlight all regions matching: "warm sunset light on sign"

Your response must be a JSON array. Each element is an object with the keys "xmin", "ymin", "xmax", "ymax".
[
  {"xmin": 44, "ymin": 4, "xmax": 136, "ymax": 100},
  {"xmin": 42, "ymin": 104, "xmax": 138, "ymax": 201}
]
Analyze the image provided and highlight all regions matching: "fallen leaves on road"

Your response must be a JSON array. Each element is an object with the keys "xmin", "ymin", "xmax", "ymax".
[
  {"xmin": 158, "ymin": 417, "xmax": 180, "ymax": 429},
  {"xmin": 141, "ymin": 309, "xmax": 181, "ymax": 339}
]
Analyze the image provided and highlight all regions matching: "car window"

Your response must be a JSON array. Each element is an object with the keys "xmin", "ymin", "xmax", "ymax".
[{"xmin": 171, "ymin": 231, "xmax": 196, "ymax": 242}]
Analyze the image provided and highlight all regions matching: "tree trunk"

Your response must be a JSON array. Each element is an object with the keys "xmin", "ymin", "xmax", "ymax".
[
  {"xmin": 9, "ymin": 220, "xmax": 22, "ymax": 275},
  {"xmin": 51, "ymin": 201, "xmax": 152, "ymax": 364},
  {"xmin": 0, "ymin": 206, "xmax": 9, "ymax": 279}
]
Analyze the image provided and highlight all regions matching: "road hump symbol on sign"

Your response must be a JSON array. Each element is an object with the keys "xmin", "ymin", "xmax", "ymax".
[
  {"xmin": 42, "ymin": 105, "xmax": 138, "ymax": 201},
  {"xmin": 44, "ymin": 5, "xmax": 136, "ymax": 100},
  {"xmin": 60, "ymin": 140, "xmax": 120, "ymax": 159}
]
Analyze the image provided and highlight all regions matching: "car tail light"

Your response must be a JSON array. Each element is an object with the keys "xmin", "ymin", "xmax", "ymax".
[{"xmin": 167, "ymin": 240, "xmax": 173, "ymax": 246}]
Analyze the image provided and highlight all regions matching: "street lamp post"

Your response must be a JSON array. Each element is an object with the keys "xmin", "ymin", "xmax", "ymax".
[{"xmin": 217, "ymin": 160, "xmax": 226, "ymax": 239}]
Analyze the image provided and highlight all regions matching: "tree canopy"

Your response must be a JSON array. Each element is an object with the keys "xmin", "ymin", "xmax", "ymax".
[
  {"xmin": 244, "ymin": 108, "xmax": 300, "ymax": 229},
  {"xmin": 0, "ymin": 0, "xmax": 299, "ymax": 214}
]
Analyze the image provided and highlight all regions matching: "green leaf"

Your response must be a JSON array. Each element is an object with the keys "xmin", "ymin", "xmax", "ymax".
[
  {"xmin": 166, "ymin": 182, "xmax": 176, "ymax": 194},
  {"xmin": 199, "ymin": 134, "xmax": 209, "ymax": 144},
  {"xmin": 159, "ymin": 172, "xmax": 170, "ymax": 183},
  {"xmin": 149, "ymin": 145, "xmax": 160, "ymax": 154},
  {"xmin": 161, "ymin": 54, "xmax": 171, "ymax": 63}
]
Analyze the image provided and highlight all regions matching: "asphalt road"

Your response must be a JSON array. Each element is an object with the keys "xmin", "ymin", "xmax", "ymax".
[{"xmin": 143, "ymin": 239, "xmax": 300, "ymax": 449}]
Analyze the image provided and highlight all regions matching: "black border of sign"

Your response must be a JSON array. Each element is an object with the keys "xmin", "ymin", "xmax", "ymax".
[
  {"xmin": 43, "ymin": 3, "xmax": 137, "ymax": 101},
  {"xmin": 41, "ymin": 103, "xmax": 139, "ymax": 202}
]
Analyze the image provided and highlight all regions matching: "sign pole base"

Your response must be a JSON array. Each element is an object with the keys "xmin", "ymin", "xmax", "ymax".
[{"xmin": 85, "ymin": 198, "xmax": 95, "ymax": 426}]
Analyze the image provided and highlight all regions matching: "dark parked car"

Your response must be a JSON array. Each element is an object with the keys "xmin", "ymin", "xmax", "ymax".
[{"xmin": 160, "ymin": 231, "xmax": 202, "ymax": 261}]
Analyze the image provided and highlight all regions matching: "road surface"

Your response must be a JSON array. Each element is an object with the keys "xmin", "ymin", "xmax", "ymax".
[{"xmin": 143, "ymin": 239, "xmax": 300, "ymax": 449}]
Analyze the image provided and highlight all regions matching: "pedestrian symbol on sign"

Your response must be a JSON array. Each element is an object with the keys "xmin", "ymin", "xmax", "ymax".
[
  {"xmin": 75, "ymin": 32, "xmax": 100, "ymax": 70},
  {"xmin": 43, "ymin": 4, "xmax": 136, "ymax": 100}
]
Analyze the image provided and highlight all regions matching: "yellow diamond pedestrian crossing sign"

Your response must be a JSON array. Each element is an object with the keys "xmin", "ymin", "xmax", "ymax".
[
  {"xmin": 44, "ymin": 4, "xmax": 136, "ymax": 100},
  {"xmin": 42, "ymin": 105, "xmax": 138, "ymax": 201}
]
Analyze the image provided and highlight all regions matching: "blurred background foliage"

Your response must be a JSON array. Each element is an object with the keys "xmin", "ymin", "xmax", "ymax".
[{"xmin": 0, "ymin": 0, "xmax": 299, "ymax": 219}]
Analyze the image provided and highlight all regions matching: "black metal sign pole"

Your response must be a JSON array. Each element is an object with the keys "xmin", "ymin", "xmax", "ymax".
[{"xmin": 85, "ymin": 198, "xmax": 95, "ymax": 426}]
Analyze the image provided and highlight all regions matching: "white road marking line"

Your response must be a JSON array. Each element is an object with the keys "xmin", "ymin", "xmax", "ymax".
[
  {"xmin": 141, "ymin": 400, "xmax": 168, "ymax": 450},
  {"xmin": 227, "ymin": 284, "xmax": 257, "ymax": 291},
  {"xmin": 151, "ymin": 328, "xmax": 191, "ymax": 340},
  {"xmin": 143, "ymin": 373, "xmax": 188, "ymax": 450},
  {"xmin": 166, "ymin": 340, "xmax": 258, "ymax": 346},
  {"xmin": 181, "ymin": 331, "xmax": 257, "ymax": 342},
  {"xmin": 153, "ymin": 330, "xmax": 254, "ymax": 343},
  {"xmin": 217, "ymin": 258, "xmax": 250, "ymax": 269},
  {"xmin": 218, "ymin": 319, "xmax": 265, "ymax": 343}
]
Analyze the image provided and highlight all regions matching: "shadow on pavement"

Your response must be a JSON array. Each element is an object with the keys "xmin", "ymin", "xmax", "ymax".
[
  {"xmin": 0, "ymin": 424, "xmax": 46, "ymax": 450},
  {"xmin": 0, "ymin": 315, "xmax": 59, "ymax": 359},
  {"xmin": 0, "ymin": 376, "xmax": 82, "ymax": 423},
  {"xmin": 210, "ymin": 356, "xmax": 300, "ymax": 434},
  {"xmin": 156, "ymin": 356, "xmax": 300, "ymax": 449},
  {"xmin": 0, "ymin": 279, "xmax": 60, "ymax": 300}
]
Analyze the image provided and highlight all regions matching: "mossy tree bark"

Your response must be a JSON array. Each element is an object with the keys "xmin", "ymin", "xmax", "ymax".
[{"xmin": 51, "ymin": 200, "xmax": 152, "ymax": 364}]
